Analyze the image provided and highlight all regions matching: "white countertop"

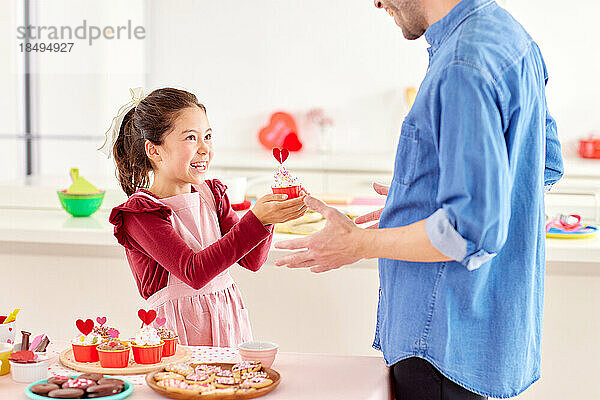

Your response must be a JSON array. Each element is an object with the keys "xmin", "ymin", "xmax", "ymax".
[
  {"xmin": 210, "ymin": 149, "xmax": 397, "ymax": 173},
  {"xmin": 1, "ymin": 207, "xmax": 598, "ymax": 266}
]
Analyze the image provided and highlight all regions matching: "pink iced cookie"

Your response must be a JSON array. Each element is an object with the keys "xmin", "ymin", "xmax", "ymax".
[{"xmin": 63, "ymin": 378, "xmax": 96, "ymax": 389}]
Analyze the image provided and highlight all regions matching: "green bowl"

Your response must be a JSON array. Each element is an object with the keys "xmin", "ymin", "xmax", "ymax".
[{"xmin": 57, "ymin": 190, "xmax": 105, "ymax": 217}]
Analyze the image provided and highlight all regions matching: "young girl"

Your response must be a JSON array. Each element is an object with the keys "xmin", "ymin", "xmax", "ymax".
[{"xmin": 104, "ymin": 87, "xmax": 307, "ymax": 346}]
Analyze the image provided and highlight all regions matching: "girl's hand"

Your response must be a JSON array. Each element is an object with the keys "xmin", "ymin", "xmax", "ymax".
[
  {"xmin": 252, "ymin": 193, "xmax": 308, "ymax": 225},
  {"xmin": 354, "ymin": 182, "xmax": 389, "ymax": 229}
]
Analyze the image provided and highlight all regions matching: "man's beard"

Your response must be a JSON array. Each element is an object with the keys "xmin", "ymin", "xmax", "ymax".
[{"xmin": 392, "ymin": 0, "xmax": 427, "ymax": 40}]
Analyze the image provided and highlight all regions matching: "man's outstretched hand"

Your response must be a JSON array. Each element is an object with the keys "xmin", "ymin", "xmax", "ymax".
[{"xmin": 274, "ymin": 196, "xmax": 364, "ymax": 273}]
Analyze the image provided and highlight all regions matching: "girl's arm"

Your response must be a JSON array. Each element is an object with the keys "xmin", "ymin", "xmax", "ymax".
[
  {"xmin": 220, "ymin": 204, "xmax": 274, "ymax": 272},
  {"xmin": 113, "ymin": 201, "xmax": 271, "ymax": 290},
  {"xmin": 210, "ymin": 180, "xmax": 274, "ymax": 272}
]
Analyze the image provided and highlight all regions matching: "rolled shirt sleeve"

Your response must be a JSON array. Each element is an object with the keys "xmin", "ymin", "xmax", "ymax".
[
  {"xmin": 544, "ymin": 110, "xmax": 563, "ymax": 187},
  {"xmin": 539, "ymin": 48, "xmax": 563, "ymax": 191},
  {"xmin": 425, "ymin": 62, "xmax": 511, "ymax": 271}
]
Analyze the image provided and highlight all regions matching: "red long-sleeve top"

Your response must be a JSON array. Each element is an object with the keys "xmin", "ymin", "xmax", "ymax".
[{"xmin": 109, "ymin": 179, "xmax": 273, "ymax": 299}]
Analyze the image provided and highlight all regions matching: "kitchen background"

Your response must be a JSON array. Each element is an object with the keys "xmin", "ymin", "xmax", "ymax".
[{"xmin": 0, "ymin": 1, "xmax": 599, "ymax": 399}]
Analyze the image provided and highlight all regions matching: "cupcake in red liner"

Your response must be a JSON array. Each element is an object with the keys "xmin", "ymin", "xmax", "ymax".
[
  {"xmin": 272, "ymin": 163, "xmax": 303, "ymax": 200},
  {"xmin": 71, "ymin": 333, "xmax": 101, "ymax": 363},
  {"xmin": 97, "ymin": 339, "xmax": 130, "ymax": 368},
  {"xmin": 272, "ymin": 185, "xmax": 301, "ymax": 199},
  {"xmin": 131, "ymin": 325, "xmax": 164, "ymax": 364},
  {"xmin": 156, "ymin": 327, "xmax": 178, "ymax": 357}
]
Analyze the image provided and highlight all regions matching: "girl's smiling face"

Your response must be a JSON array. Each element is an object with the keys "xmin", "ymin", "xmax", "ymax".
[{"xmin": 148, "ymin": 106, "xmax": 213, "ymax": 190}]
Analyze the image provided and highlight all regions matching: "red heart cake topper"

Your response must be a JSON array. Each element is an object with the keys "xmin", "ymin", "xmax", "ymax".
[
  {"xmin": 156, "ymin": 317, "xmax": 167, "ymax": 327},
  {"xmin": 96, "ymin": 316, "xmax": 107, "ymax": 327},
  {"xmin": 76, "ymin": 319, "xmax": 94, "ymax": 336},
  {"xmin": 138, "ymin": 309, "xmax": 157, "ymax": 326},
  {"xmin": 258, "ymin": 112, "xmax": 300, "ymax": 150},
  {"xmin": 272, "ymin": 148, "xmax": 289, "ymax": 164}
]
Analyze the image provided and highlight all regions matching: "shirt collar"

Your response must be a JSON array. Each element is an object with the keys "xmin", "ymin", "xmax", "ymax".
[{"xmin": 424, "ymin": 0, "xmax": 495, "ymax": 50}]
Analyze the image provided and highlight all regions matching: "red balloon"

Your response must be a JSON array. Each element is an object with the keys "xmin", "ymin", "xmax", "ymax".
[
  {"xmin": 282, "ymin": 132, "xmax": 303, "ymax": 152},
  {"xmin": 258, "ymin": 112, "xmax": 302, "ymax": 151}
]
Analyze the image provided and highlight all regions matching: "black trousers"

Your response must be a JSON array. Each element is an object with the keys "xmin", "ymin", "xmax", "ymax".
[{"xmin": 391, "ymin": 358, "xmax": 487, "ymax": 400}]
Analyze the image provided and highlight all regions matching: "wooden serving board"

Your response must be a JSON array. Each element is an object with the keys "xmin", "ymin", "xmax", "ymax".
[
  {"xmin": 59, "ymin": 345, "xmax": 192, "ymax": 375},
  {"xmin": 146, "ymin": 363, "xmax": 281, "ymax": 399}
]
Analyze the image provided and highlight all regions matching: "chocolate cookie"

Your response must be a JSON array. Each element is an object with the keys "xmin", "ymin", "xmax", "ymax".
[
  {"xmin": 47, "ymin": 376, "xmax": 70, "ymax": 386},
  {"xmin": 86, "ymin": 383, "xmax": 123, "ymax": 397},
  {"xmin": 48, "ymin": 388, "xmax": 85, "ymax": 398},
  {"xmin": 30, "ymin": 383, "xmax": 60, "ymax": 395},
  {"xmin": 97, "ymin": 378, "xmax": 125, "ymax": 388},
  {"xmin": 77, "ymin": 372, "xmax": 103, "ymax": 382}
]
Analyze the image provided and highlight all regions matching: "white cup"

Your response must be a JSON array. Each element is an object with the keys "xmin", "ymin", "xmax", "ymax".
[
  {"xmin": 220, "ymin": 177, "xmax": 247, "ymax": 204},
  {"xmin": 0, "ymin": 322, "xmax": 16, "ymax": 345}
]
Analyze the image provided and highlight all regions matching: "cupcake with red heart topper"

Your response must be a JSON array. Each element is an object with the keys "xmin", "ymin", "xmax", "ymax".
[
  {"xmin": 97, "ymin": 338, "xmax": 131, "ymax": 368},
  {"xmin": 154, "ymin": 317, "xmax": 178, "ymax": 357},
  {"xmin": 92, "ymin": 316, "xmax": 120, "ymax": 340},
  {"xmin": 131, "ymin": 309, "xmax": 164, "ymax": 364},
  {"xmin": 272, "ymin": 147, "xmax": 303, "ymax": 199},
  {"xmin": 71, "ymin": 319, "xmax": 101, "ymax": 363}
]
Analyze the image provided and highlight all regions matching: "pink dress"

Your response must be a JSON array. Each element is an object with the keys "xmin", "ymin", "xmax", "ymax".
[{"xmin": 133, "ymin": 183, "xmax": 252, "ymax": 347}]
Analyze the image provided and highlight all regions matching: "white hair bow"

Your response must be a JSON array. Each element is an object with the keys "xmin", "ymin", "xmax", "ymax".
[{"xmin": 98, "ymin": 87, "xmax": 146, "ymax": 158}]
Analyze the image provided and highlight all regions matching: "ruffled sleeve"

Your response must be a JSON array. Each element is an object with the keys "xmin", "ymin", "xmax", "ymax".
[
  {"xmin": 205, "ymin": 178, "xmax": 227, "ymax": 217},
  {"xmin": 109, "ymin": 195, "xmax": 172, "ymax": 250}
]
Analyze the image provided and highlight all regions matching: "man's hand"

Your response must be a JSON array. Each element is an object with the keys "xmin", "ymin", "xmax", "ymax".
[
  {"xmin": 354, "ymin": 182, "xmax": 389, "ymax": 229},
  {"xmin": 274, "ymin": 196, "xmax": 364, "ymax": 273}
]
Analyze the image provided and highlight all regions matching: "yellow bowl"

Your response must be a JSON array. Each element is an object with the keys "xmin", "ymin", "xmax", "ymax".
[{"xmin": 0, "ymin": 342, "xmax": 13, "ymax": 375}]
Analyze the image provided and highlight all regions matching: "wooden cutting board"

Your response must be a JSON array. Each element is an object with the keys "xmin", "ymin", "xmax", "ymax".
[{"xmin": 59, "ymin": 345, "xmax": 192, "ymax": 375}]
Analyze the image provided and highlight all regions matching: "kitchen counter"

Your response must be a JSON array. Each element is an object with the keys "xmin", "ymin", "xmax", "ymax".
[
  {"xmin": 1, "ymin": 207, "xmax": 599, "ymax": 269},
  {"xmin": 0, "ymin": 344, "xmax": 391, "ymax": 400},
  {"xmin": 211, "ymin": 149, "xmax": 397, "ymax": 174}
]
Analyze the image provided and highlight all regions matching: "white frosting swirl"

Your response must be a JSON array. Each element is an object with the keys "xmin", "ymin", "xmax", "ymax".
[
  {"xmin": 134, "ymin": 325, "xmax": 161, "ymax": 346},
  {"xmin": 272, "ymin": 165, "xmax": 300, "ymax": 188},
  {"xmin": 71, "ymin": 333, "xmax": 101, "ymax": 345}
]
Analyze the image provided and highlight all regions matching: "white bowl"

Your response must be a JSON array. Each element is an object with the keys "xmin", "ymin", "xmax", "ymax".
[{"xmin": 9, "ymin": 355, "xmax": 49, "ymax": 383}]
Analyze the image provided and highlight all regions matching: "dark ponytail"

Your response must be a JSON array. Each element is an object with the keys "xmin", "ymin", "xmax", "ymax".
[{"xmin": 111, "ymin": 88, "xmax": 206, "ymax": 196}]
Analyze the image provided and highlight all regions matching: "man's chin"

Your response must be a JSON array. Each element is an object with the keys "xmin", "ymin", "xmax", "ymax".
[{"xmin": 401, "ymin": 26, "xmax": 424, "ymax": 40}]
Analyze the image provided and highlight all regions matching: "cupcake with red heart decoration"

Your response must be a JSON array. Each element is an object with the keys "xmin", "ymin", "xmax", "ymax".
[
  {"xmin": 131, "ymin": 309, "xmax": 164, "ymax": 364},
  {"xmin": 71, "ymin": 319, "xmax": 101, "ymax": 362},
  {"xmin": 92, "ymin": 316, "xmax": 120, "ymax": 340},
  {"xmin": 271, "ymin": 148, "xmax": 303, "ymax": 199},
  {"xmin": 154, "ymin": 317, "xmax": 178, "ymax": 357},
  {"xmin": 97, "ymin": 338, "xmax": 131, "ymax": 368}
]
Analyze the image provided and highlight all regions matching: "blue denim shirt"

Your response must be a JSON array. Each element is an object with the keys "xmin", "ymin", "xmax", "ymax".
[{"xmin": 375, "ymin": 0, "xmax": 563, "ymax": 397}]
